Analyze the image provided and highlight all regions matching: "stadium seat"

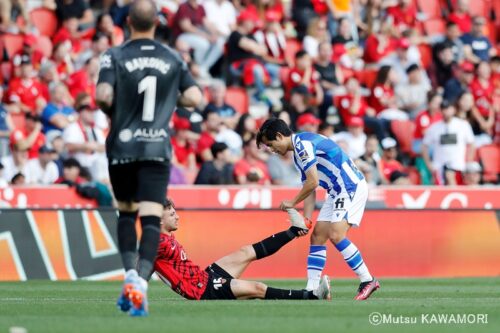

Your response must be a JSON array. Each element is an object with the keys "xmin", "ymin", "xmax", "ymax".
[
  {"xmin": 284, "ymin": 39, "xmax": 302, "ymax": 66},
  {"xmin": 355, "ymin": 69, "xmax": 378, "ymax": 88},
  {"xmin": 418, "ymin": 44, "xmax": 432, "ymax": 69},
  {"xmin": 35, "ymin": 36, "xmax": 53, "ymax": 57},
  {"xmin": 225, "ymin": 87, "xmax": 249, "ymax": 114},
  {"xmin": 390, "ymin": 120, "xmax": 415, "ymax": 155},
  {"xmin": 478, "ymin": 144, "xmax": 500, "ymax": 183},
  {"xmin": 416, "ymin": 0, "xmax": 441, "ymax": 19},
  {"xmin": 30, "ymin": 8, "xmax": 58, "ymax": 38},
  {"xmin": 1, "ymin": 34, "xmax": 24, "ymax": 58},
  {"xmin": 1, "ymin": 62, "xmax": 12, "ymax": 84},
  {"xmin": 10, "ymin": 113, "xmax": 25, "ymax": 129},
  {"xmin": 467, "ymin": 0, "xmax": 489, "ymax": 18},
  {"xmin": 423, "ymin": 19, "xmax": 446, "ymax": 37}
]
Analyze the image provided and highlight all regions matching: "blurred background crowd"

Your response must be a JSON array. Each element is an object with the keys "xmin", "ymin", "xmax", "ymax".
[{"xmin": 0, "ymin": 0, "xmax": 499, "ymax": 203}]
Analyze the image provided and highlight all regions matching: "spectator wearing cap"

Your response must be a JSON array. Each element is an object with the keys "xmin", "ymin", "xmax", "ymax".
[
  {"xmin": 25, "ymin": 145, "xmax": 59, "ymax": 185},
  {"xmin": 395, "ymin": 64, "xmax": 431, "ymax": 118},
  {"xmin": 227, "ymin": 10, "xmax": 276, "ymax": 104},
  {"xmin": 173, "ymin": 0, "xmax": 225, "ymax": 78},
  {"xmin": 203, "ymin": 0, "xmax": 237, "ymax": 39},
  {"xmin": 338, "ymin": 77, "xmax": 388, "ymax": 141},
  {"xmin": 288, "ymin": 85, "xmax": 317, "ymax": 131},
  {"xmin": 0, "ymin": 86, "xmax": 14, "ymax": 157},
  {"xmin": 63, "ymin": 100, "xmax": 107, "ymax": 182},
  {"xmin": 462, "ymin": 161, "xmax": 482, "ymax": 186},
  {"xmin": 0, "ymin": 139, "xmax": 30, "ymax": 184},
  {"xmin": 234, "ymin": 135, "xmax": 270, "ymax": 185},
  {"xmin": 412, "ymin": 91, "xmax": 443, "ymax": 154},
  {"xmin": 195, "ymin": 142, "xmax": 234, "ymax": 185},
  {"xmin": 54, "ymin": 157, "xmax": 84, "ymax": 186},
  {"xmin": 9, "ymin": 113, "xmax": 45, "ymax": 159},
  {"xmin": 429, "ymin": 41, "xmax": 456, "ymax": 87},
  {"xmin": 434, "ymin": 21, "xmax": 465, "ymax": 64},
  {"xmin": 422, "ymin": 101, "xmax": 475, "ymax": 185},
  {"xmin": 286, "ymin": 50, "xmax": 323, "ymax": 105},
  {"xmin": 11, "ymin": 35, "xmax": 46, "ymax": 77},
  {"xmin": 203, "ymin": 80, "xmax": 239, "ymax": 129},
  {"xmin": 443, "ymin": 61, "xmax": 475, "ymax": 103},
  {"xmin": 296, "ymin": 113, "xmax": 321, "ymax": 133},
  {"xmin": 5, "ymin": 55, "xmax": 47, "ymax": 114},
  {"xmin": 378, "ymin": 137, "xmax": 406, "ymax": 184},
  {"xmin": 332, "ymin": 117, "xmax": 367, "ymax": 159},
  {"xmin": 455, "ymin": 91, "xmax": 494, "ymax": 148},
  {"xmin": 448, "ymin": 0, "xmax": 472, "ymax": 34},
  {"xmin": 461, "ymin": 16, "xmax": 497, "ymax": 63},
  {"xmin": 171, "ymin": 116, "xmax": 197, "ymax": 173},
  {"xmin": 41, "ymin": 82, "xmax": 77, "ymax": 134},
  {"xmin": 55, "ymin": 0, "xmax": 94, "ymax": 27}
]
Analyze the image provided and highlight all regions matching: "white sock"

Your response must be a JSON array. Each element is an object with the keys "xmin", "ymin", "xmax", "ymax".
[
  {"xmin": 335, "ymin": 238, "xmax": 372, "ymax": 283},
  {"xmin": 306, "ymin": 245, "xmax": 327, "ymax": 290}
]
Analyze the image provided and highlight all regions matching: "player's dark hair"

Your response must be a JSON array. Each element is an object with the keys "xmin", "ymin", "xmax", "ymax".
[
  {"xmin": 164, "ymin": 198, "xmax": 175, "ymax": 209},
  {"xmin": 256, "ymin": 118, "xmax": 292, "ymax": 148},
  {"xmin": 129, "ymin": 0, "xmax": 157, "ymax": 32}
]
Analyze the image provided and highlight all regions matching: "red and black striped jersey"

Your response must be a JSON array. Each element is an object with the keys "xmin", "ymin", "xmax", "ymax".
[{"xmin": 154, "ymin": 233, "xmax": 209, "ymax": 300}]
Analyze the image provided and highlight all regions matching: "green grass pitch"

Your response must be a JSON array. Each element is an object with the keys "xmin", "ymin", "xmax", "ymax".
[{"xmin": 0, "ymin": 278, "xmax": 498, "ymax": 333}]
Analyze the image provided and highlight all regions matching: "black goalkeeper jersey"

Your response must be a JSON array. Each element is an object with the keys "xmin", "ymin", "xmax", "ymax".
[{"xmin": 97, "ymin": 38, "xmax": 197, "ymax": 161}]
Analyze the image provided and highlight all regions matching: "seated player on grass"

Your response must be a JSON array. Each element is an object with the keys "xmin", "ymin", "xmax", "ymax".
[{"xmin": 151, "ymin": 198, "xmax": 331, "ymax": 301}]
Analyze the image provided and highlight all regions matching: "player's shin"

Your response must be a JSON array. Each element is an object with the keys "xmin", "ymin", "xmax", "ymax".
[
  {"xmin": 137, "ymin": 215, "xmax": 161, "ymax": 281},
  {"xmin": 306, "ymin": 245, "xmax": 327, "ymax": 290},
  {"xmin": 117, "ymin": 211, "xmax": 139, "ymax": 271},
  {"xmin": 264, "ymin": 287, "xmax": 317, "ymax": 300},
  {"xmin": 335, "ymin": 238, "xmax": 373, "ymax": 283},
  {"xmin": 251, "ymin": 227, "xmax": 302, "ymax": 260}
]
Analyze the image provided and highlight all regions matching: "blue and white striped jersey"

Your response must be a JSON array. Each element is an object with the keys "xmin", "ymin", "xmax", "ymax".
[{"xmin": 292, "ymin": 132, "xmax": 365, "ymax": 198}]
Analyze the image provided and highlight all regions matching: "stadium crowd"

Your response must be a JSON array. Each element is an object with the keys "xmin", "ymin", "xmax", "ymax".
[{"xmin": 0, "ymin": 0, "xmax": 499, "ymax": 199}]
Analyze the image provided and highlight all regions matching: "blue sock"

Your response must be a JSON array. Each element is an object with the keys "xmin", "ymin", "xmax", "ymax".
[
  {"xmin": 335, "ymin": 238, "xmax": 372, "ymax": 283},
  {"xmin": 306, "ymin": 245, "xmax": 327, "ymax": 290}
]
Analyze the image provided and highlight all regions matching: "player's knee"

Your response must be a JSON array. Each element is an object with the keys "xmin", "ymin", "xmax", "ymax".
[
  {"xmin": 310, "ymin": 227, "xmax": 327, "ymax": 245},
  {"xmin": 239, "ymin": 245, "xmax": 256, "ymax": 261},
  {"xmin": 254, "ymin": 282, "xmax": 267, "ymax": 297},
  {"xmin": 329, "ymin": 229, "xmax": 346, "ymax": 245}
]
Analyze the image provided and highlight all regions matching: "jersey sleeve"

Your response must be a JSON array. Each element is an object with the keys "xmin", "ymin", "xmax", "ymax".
[
  {"xmin": 97, "ymin": 49, "xmax": 116, "ymax": 87},
  {"xmin": 178, "ymin": 60, "xmax": 197, "ymax": 93},
  {"xmin": 294, "ymin": 138, "xmax": 317, "ymax": 173}
]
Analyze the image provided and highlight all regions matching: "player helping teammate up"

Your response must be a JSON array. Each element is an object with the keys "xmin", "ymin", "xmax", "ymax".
[
  {"xmin": 154, "ymin": 199, "xmax": 331, "ymax": 301},
  {"xmin": 256, "ymin": 118, "xmax": 380, "ymax": 300}
]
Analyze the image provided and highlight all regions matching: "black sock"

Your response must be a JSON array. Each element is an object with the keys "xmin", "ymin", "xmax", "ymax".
[
  {"xmin": 137, "ymin": 215, "xmax": 161, "ymax": 280},
  {"xmin": 117, "ymin": 211, "xmax": 138, "ymax": 271},
  {"xmin": 252, "ymin": 227, "xmax": 301, "ymax": 260},
  {"xmin": 264, "ymin": 287, "xmax": 317, "ymax": 300}
]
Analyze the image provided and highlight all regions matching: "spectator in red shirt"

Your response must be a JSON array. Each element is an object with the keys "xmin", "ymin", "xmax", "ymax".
[
  {"xmin": 234, "ymin": 135, "xmax": 270, "ymax": 185},
  {"xmin": 412, "ymin": 91, "xmax": 443, "ymax": 154},
  {"xmin": 66, "ymin": 56, "xmax": 99, "ymax": 107},
  {"xmin": 11, "ymin": 35, "xmax": 46, "ymax": 78},
  {"xmin": 174, "ymin": 0, "xmax": 224, "ymax": 78},
  {"xmin": 491, "ymin": 56, "xmax": 500, "ymax": 96},
  {"xmin": 363, "ymin": 21, "xmax": 396, "ymax": 64},
  {"xmin": 253, "ymin": 11, "xmax": 288, "ymax": 68},
  {"xmin": 196, "ymin": 109, "xmax": 221, "ymax": 162},
  {"xmin": 286, "ymin": 50, "xmax": 323, "ymax": 105},
  {"xmin": 53, "ymin": 16, "xmax": 83, "ymax": 55},
  {"xmin": 9, "ymin": 113, "xmax": 46, "ymax": 160},
  {"xmin": 386, "ymin": 0, "xmax": 418, "ymax": 34},
  {"xmin": 378, "ymin": 137, "xmax": 408, "ymax": 184},
  {"xmin": 456, "ymin": 91, "xmax": 495, "ymax": 148},
  {"xmin": 81, "ymin": 13, "xmax": 124, "ymax": 47},
  {"xmin": 247, "ymin": 0, "xmax": 284, "ymax": 26},
  {"xmin": 171, "ymin": 117, "xmax": 197, "ymax": 171},
  {"xmin": 51, "ymin": 41, "xmax": 75, "ymax": 82},
  {"xmin": 369, "ymin": 65, "xmax": 396, "ymax": 114},
  {"xmin": 5, "ymin": 55, "xmax": 47, "ymax": 114},
  {"xmin": 448, "ymin": 0, "xmax": 472, "ymax": 34},
  {"xmin": 469, "ymin": 61, "xmax": 494, "ymax": 118}
]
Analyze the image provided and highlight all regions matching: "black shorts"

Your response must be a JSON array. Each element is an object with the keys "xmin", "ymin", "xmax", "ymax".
[
  {"xmin": 108, "ymin": 160, "xmax": 170, "ymax": 204},
  {"xmin": 200, "ymin": 263, "xmax": 236, "ymax": 300}
]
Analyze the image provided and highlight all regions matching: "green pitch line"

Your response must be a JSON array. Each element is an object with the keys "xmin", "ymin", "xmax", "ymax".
[{"xmin": 0, "ymin": 278, "xmax": 498, "ymax": 333}]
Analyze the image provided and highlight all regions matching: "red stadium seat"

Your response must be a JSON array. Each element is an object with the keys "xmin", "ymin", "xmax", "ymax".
[
  {"xmin": 416, "ymin": 0, "xmax": 441, "ymax": 19},
  {"xmin": 467, "ymin": 0, "xmax": 489, "ymax": 17},
  {"xmin": 10, "ymin": 113, "xmax": 26, "ymax": 130},
  {"xmin": 423, "ymin": 19, "xmax": 446, "ymax": 36},
  {"xmin": 478, "ymin": 144, "xmax": 500, "ymax": 183},
  {"xmin": 225, "ymin": 87, "xmax": 249, "ymax": 114},
  {"xmin": 1, "ymin": 34, "xmax": 24, "ymax": 58},
  {"xmin": 355, "ymin": 69, "xmax": 378, "ymax": 88},
  {"xmin": 30, "ymin": 8, "xmax": 58, "ymax": 37},
  {"xmin": 418, "ymin": 44, "xmax": 432, "ymax": 69},
  {"xmin": 35, "ymin": 36, "xmax": 53, "ymax": 57},
  {"xmin": 391, "ymin": 120, "xmax": 415, "ymax": 155},
  {"xmin": 1, "ymin": 62, "xmax": 12, "ymax": 84}
]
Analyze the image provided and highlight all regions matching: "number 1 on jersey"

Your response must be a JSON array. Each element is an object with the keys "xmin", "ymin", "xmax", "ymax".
[{"xmin": 138, "ymin": 76, "xmax": 157, "ymax": 122}]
